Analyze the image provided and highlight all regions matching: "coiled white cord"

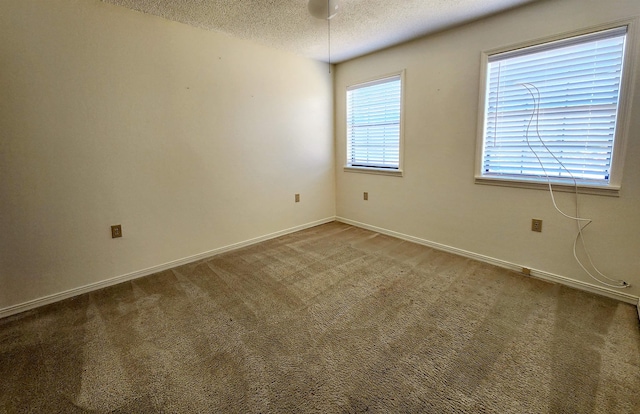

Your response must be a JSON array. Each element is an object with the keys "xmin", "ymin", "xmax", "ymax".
[{"xmin": 520, "ymin": 83, "xmax": 629, "ymax": 289}]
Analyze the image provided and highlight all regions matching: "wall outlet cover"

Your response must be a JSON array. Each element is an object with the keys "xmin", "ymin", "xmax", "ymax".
[
  {"xmin": 531, "ymin": 219, "xmax": 542, "ymax": 232},
  {"xmin": 111, "ymin": 225, "xmax": 122, "ymax": 238}
]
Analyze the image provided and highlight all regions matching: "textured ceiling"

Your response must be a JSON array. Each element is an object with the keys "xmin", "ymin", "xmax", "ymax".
[{"xmin": 100, "ymin": 0, "xmax": 540, "ymax": 63}]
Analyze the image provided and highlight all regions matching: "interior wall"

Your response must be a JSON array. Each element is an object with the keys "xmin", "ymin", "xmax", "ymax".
[
  {"xmin": 0, "ymin": 0, "xmax": 335, "ymax": 311},
  {"xmin": 334, "ymin": 0, "xmax": 640, "ymax": 299}
]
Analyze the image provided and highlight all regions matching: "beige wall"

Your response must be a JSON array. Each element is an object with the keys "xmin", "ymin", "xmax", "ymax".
[
  {"xmin": 0, "ymin": 0, "xmax": 335, "ymax": 311},
  {"xmin": 335, "ymin": 0, "xmax": 640, "ymax": 299}
]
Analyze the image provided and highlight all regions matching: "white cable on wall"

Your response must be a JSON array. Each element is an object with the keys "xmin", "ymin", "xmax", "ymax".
[{"xmin": 520, "ymin": 83, "xmax": 629, "ymax": 289}]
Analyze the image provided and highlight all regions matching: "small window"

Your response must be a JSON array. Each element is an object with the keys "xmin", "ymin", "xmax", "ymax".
[
  {"xmin": 476, "ymin": 25, "xmax": 633, "ymax": 194},
  {"xmin": 346, "ymin": 72, "xmax": 404, "ymax": 176}
]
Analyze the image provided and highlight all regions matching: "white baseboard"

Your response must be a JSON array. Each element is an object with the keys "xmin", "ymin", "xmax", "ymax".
[
  {"xmin": 337, "ymin": 217, "xmax": 639, "ymax": 305},
  {"xmin": 4, "ymin": 216, "xmax": 636, "ymax": 320},
  {"xmin": 0, "ymin": 217, "xmax": 336, "ymax": 320}
]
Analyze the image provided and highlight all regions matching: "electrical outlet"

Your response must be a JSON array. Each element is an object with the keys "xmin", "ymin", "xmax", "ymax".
[
  {"xmin": 295, "ymin": 193, "xmax": 300, "ymax": 203},
  {"xmin": 111, "ymin": 224, "xmax": 122, "ymax": 238},
  {"xmin": 531, "ymin": 219, "xmax": 542, "ymax": 232},
  {"xmin": 363, "ymin": 192, "xmax": 368, "ymax": 201}
]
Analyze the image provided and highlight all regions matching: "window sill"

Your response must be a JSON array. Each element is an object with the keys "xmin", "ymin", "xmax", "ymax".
[
  {"xmin": 474, "ymin": 176, "xmax": 620, "ymax": 197},
  {"xmin": 344, "ymin": 166, "xmax": 403, "ymax": 177}
]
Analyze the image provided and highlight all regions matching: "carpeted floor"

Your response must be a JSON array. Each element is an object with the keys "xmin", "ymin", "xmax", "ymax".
[{"xmin": 1, "ymin": 222, "xmax": 639, "ymax": 413}]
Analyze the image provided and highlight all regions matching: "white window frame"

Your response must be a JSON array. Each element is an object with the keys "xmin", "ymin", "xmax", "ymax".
[
  {"xmin": 344, "ymin": 70, "xmax": 405, "ymax": 177},
  {"xmin": 474, "ymin": 19, "xmax": 638, "ymax": 196}
]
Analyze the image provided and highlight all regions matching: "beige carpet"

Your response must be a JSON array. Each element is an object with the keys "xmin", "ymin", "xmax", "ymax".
[{"xmin": 1, "ymin": 222, "xmax": 639, "ymax": 413}]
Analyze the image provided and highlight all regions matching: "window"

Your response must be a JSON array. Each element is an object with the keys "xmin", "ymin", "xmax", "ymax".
[
  {"xmin": 346, "ymin": 72, "xmax": 404, "ymax": 176},
  {"xmin": 476, "ymin": 24, "xmax": 635, "ymax": 195}
]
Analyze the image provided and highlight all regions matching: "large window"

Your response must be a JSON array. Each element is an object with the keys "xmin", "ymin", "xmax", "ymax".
[
  {"xmin": 346, "ymin": 72, "xmax": 404, "ymax": 175},
  {"xmin": 476, "ymin": 24, "xmax": 634, "ymax": 194}
]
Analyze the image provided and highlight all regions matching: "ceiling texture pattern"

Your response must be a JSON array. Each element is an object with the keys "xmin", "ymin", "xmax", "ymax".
[{"xmin": 100, "ymin": 0, "xmax": 540, "ymax": 63}]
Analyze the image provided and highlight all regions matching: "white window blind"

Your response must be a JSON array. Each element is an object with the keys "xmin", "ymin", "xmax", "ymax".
[
  {"xmin": 347, "ymin": 75, "xmax": 402, "ymax": 169},
  {"xmin": 482, "ymin": 26, "xmax": 627, "ymax": 184}
]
